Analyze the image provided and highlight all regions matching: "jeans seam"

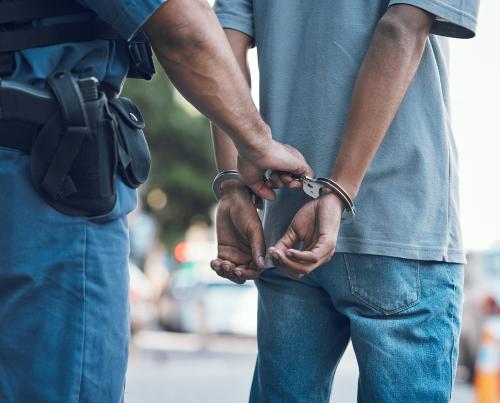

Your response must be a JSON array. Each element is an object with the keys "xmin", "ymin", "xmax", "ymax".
[
  {"xmin": 343, "ymin": 254, "xmax": 421, "ymax": 315},
  {"xmin": 77, "ymin": 223, "xmax": 88, "ymax": 403},
  {"xmin": 447, "ymin": 267, "xmax": 458, "ymax": 400}
]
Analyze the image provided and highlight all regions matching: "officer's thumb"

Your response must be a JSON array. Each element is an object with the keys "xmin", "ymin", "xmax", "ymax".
[{"xmin": 248, "ymin": 180, "xmax": 276, "ymax": 202}]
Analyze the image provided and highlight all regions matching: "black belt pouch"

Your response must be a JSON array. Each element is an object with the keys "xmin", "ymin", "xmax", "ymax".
[
  {"xmin": 30, "ymin": 72, "xmax": 117, "ymax": 217},
  {"xmin": 109, "ymin": 97, "xmax": 151, "ymax": 189}
]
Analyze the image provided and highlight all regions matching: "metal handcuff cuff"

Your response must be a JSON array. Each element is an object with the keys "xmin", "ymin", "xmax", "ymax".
[{"xmin": 213, "ymin": 170, "xmax": 356, "ymax": 223}]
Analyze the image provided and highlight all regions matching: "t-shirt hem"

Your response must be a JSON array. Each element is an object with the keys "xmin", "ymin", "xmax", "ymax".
[
  {"xmin": 335, "ymin": 237, "xmax": 466, "ymax": 264},
  {"xmin": 389, "ymin": 0, "xmax": 478, "ymax": 38},
  {"xmin": 263, "ymin": 237, "xmax": 465, "ymax": 268}
]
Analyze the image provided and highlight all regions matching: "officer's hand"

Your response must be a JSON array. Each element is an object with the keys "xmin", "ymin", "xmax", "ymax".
[
  {"xmin": 238, "ymin": 138, "xmax": 314, "ymax": 201},
  {"xmin": 268, "ymin": 192, "xmax": 343, "ymax": 279},
  {"xmin": 210, "ymin": 180, "xmax": 265, "ymax": 284}
]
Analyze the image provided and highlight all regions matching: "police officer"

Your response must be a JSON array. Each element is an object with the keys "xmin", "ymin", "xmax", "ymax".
[{"xmin": 0, "ymin": 0, "xmax": 312, "ymax": 401}]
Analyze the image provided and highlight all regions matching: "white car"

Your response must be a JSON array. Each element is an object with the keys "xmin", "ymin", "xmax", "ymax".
[{"xmin": 159, "ymin": 266, "xmax": 258, "ymax": 336}]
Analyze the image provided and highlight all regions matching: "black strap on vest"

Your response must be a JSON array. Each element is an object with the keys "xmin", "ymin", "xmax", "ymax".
[
  {"xmin": 0, "ymin": 0, "xmax": 155, "ymax": 80},
  {"xmin": 0, "ymin": 22, "xmax": 121, "ymax": 53},
  {"xmin": 0, "ymin": 0, "xmax": 88, "ymax": 25}
]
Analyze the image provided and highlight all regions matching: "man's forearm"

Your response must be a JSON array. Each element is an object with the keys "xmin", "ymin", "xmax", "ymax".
[
  {"xmin": 330, "ymin": 5, "xmax": 434, "ymax": 198},
  {"xmin": 144, "ymin": 0, "xmax": 268, "ymax": 158}
]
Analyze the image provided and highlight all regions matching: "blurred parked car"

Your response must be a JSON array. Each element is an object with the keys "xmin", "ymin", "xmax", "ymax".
[
  {"xmin": 159, "ymin": 266, "xmax": 257, "ymax": 336},
  {"xmin": 460, "ymin": 248, "xmax": 500, "ymax": 382},
  {"xmin": 129, "ymin": 262, "xmax": 158, "ymax": 334}
]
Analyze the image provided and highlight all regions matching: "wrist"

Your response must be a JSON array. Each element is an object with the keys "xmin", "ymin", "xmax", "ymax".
[
  {"xmin": 329, "ymin": 175, "xmax": 359, "ymax": 200},
  {"xmin": 219, "ymin": 178, "xmax": 249, "ymax": 197},
  {"xmin": 235, "ymin": 122, "xmax": 272, "ymax": 162}
]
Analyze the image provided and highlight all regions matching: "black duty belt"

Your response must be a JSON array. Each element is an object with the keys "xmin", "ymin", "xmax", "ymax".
[{"xmin": 0, "ymin": 79, "xmax": 117, "ymax": 154}]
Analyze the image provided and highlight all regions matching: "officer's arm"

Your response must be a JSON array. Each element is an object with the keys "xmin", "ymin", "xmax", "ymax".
[
  {"xmin": 143, "ymin": 0, "xmax": 268, "ymax": 160},
  {"xmin": 329, "ymin": 5, "xmax": 434, "ymax": 199},
  {"xmin": 211, "ymin": 29, "xmax": 252, "ymax": 173}
]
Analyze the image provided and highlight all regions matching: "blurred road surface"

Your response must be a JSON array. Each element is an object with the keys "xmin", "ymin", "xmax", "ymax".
[{"xmin": 125, "ymin": 331, "xmax": 474, "ymax": 403}]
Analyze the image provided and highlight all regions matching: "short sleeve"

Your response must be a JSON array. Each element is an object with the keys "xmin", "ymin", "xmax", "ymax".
[
  {"xmin": 213, "ymin": 0, "xmax": 255, "ymax": 45},
  {"xmin": 388, "ymin": 0, "xmax": 480, "ymax": 38},
  {"xmin": 77, "ymin": 0, "xmax": 167, "ymax": 41}
]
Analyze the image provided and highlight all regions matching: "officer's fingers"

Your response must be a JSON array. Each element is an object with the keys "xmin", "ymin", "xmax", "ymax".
[
  {"xmin": 267, "ymin": 172, "xmax": 287, "ymax": 189},
  {"xmin": 247, "ymin": 180, "xmax": 276, "ymax": 201},
  {"xmin": 279, "ymin": 173, "xmax": 303, "ymax": 189}
]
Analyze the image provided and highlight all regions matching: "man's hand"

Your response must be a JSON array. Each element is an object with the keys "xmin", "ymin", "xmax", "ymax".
[
  {"xmin": 268, "ymin": 192, "xmax": 344, "ymax": 279},
  {"xmin": 210, "ymin": 181, "xmax": 265, "ymax": 284},
  {"xmin": 238, "ymin": 138, "xmax": 314, "ymax": 201}
]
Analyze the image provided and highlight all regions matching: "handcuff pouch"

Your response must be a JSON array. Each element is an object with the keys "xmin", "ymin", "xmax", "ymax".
[{"xmin": 109, "ymin": 97, "xmax": 151, "ymax": 189}]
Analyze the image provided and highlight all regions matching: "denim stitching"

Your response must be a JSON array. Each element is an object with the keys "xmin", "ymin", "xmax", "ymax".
[
  {"xmin": 77, "ymin": 223, "xmax": 88, "ymax": 403},
  {"xmin": 446, "ymin": 264, "xmax": 459, "ymax": 400},
  {"xmin": 343, "ymin": 254, "xmax": 421, "ymax": 315}
]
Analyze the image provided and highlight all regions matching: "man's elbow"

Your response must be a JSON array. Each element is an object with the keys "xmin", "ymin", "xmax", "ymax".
[
  {"xmin": 376, "ymin": 6, "xmax": 434, "ymax": 48},
  {"xmin": 145, "ymin": 0, "xmax": 213, "ymax": 57}
]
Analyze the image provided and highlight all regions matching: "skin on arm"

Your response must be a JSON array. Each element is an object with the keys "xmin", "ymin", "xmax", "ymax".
[
  {"xmin": 210, "ymin": 30, "xmax": 265, "ymax": 283},
  {"xmin": 270, "ymin": 5, "xmax": 435, "ymax": 278},
  {"xmin": 144, "ymin": 0, "xmax": 313, "ymax": 200}
]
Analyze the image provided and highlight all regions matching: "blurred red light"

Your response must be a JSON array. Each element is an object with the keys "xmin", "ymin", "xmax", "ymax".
[{"xmin": 174, "ymin": 241, "xmax": 189, "ymax": 263}]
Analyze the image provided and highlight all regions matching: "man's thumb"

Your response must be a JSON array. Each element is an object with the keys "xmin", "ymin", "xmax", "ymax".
[{"xmin": 248, "ymin": 223, "xmax": 266, "ymax": 270}]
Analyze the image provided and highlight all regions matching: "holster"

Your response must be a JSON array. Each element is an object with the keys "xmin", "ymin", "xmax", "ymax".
[{"xmin": 27, "ymin": 71, "xmax": 150, "ymax": 217}]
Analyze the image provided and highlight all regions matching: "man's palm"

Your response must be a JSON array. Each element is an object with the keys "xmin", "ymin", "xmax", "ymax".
[{"xmin": 211, "ymin": 190, "xmax": 265, "ymax": 284}]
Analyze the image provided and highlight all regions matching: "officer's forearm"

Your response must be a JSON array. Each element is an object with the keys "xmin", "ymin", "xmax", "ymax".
[
  {"xmin": 212, "ymin": 29, "xmax": 253, "ymax": 172},
  {"xmin": 330, "ymin": 5, "xmax": 434, "ymax": 199},
  {"xmin": 144, "ymin": 0, "xmax": 269, "ymax": 160}
]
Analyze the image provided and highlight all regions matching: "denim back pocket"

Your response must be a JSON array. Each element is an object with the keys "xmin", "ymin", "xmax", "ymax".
[{"xmin": 343, "ymin": 254, "xmax": 421, "ymax": 315}]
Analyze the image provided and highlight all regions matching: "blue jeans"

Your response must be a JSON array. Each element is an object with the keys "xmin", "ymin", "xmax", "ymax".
[
  {"xmin": 251, "ymin": 253, "xmax": 464, "ymax": 403},
  {"xmin": 0, "ymin": 147, "xmax": 136, "ymax": 402}
]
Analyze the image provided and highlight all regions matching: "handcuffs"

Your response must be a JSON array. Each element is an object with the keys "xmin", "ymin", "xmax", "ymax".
[{"xmin": 213, "ymin": 170, "xmax": 356, "ymax": 223}]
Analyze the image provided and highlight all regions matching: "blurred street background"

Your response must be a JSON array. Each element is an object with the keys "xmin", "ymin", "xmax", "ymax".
[{"xmin": 121, "ymin": 1, "xmax": 500, "ymax": 402}]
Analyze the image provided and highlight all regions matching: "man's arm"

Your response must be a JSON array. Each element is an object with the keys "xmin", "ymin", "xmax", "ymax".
[
  {"xmin": 270, "ymin": 5, "xmax": 435, "ymax": 276},
  {"xmin": 144, "ymin": 0, "xmax": 313, "ymax": 199},
  {"xmin": 330, "ymin": 5, "xmax": 434, "ymax": 198},
  {"xmin": 209, "ymin": 29, "xmax": 267, "ymax": 283}
]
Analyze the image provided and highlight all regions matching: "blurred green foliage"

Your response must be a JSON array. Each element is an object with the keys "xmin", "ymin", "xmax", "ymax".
[{"xmin": 122, "ymin": 64, "xmax": 216, "ymax": 247}]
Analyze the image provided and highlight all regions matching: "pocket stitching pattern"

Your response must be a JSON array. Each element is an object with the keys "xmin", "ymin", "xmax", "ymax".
[{"xmin": 343, "ymin": 254, "xmax": 421, "ymax": 315}]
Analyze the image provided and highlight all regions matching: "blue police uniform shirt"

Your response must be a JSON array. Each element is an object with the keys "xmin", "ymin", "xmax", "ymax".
[
  {"xmin": 214, "ymin": 0, "xmax": 480, "ymax": 264},
  {"xmin": 9, "ymin": 0, "xmax": 166, "ymax": 92}
]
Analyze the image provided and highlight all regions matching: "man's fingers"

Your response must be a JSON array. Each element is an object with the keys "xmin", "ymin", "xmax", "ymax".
[
  {"xmin": 286, "ymin": 249, "xmax": 321, "ymax": 263},
  {"xmin": 271, "ymin": 251, "xmax": 308, "ymax": 280},
  {"xmin": 286, "ymin": 238, "xmax": 335, "ymax": 264},
  {"xmin": 271, "ymin": 225, "xmax": 299, "ymax": 253},
  {"xmin": 248, "ymin": 223, "xmax": 266, "ymax": 270}
]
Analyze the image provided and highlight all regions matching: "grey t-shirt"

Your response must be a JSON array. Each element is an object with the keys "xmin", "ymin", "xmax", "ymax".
[{"xmin": 214, "ymin": 0, "xmax": 480, "ymax": 264}]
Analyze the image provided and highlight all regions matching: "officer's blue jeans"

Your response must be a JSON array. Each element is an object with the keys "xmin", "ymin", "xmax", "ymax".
[
  {"xmin": 0, "ymin": 146, "xmax": 136, "ymax": 402},
  {"xmin": 250, "ymin": 253, "xmax": 464, "ymax": 403}
]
